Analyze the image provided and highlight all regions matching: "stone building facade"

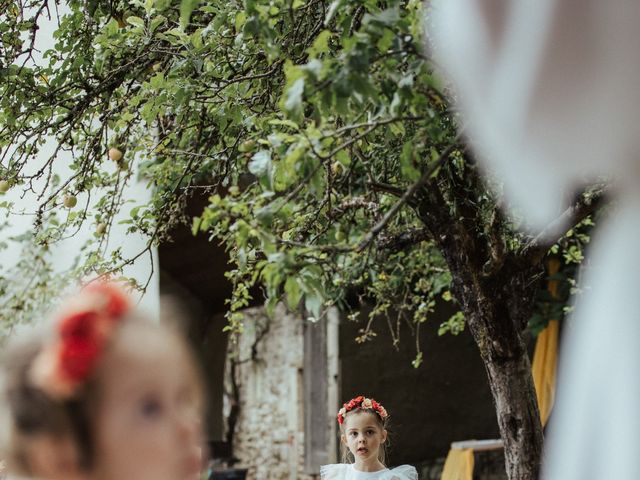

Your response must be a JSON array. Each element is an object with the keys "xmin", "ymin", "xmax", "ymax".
[
  {"xmin": 225, "ymin": 305, "xmax": 308, "ymax": 480},
  {"xmin": 224, "ymin": 305, "xmax": 340, "ymax": 480}
]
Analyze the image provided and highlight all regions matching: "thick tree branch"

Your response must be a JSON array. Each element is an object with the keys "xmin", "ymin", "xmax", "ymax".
[
  {"xmin": 377, "ymin": 227, "xmax": 431, "ymax": 251},
  {"xmin": 522, "ymin": 186, "xmax": 608, "ymax": 264},
  {"xmin": 368, "ymin": 181, "xmax": 408, "ymax": 200}
]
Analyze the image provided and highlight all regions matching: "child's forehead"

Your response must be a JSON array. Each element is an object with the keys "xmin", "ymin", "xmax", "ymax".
[
  {"xmin": 96, "ymin": 321, "xmax": 200, "ymax": 389},
  {"xmin": 113, "ymin": 320, "xmax": 186, "ymax": 355},
  {"xmin": 117, "ymin": 317, "xmax": 178, "ymax": 346},
  {"xmin": 344, "ymin": 411, "xmax": 382, "ymax": 429}
]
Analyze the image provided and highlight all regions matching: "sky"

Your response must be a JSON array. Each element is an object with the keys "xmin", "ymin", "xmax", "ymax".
[{"xmin": 1, "ymin": 3, "xmax": 159, "ymax": 316}]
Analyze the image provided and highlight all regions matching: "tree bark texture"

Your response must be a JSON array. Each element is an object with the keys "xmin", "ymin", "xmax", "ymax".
[
  {"xmin": 413, "ymin": 165, "xmax": 545, "ymax": 480},
  {"xmin": 447, "ymin": 250, "xmax": 544, "ymax": 480}
]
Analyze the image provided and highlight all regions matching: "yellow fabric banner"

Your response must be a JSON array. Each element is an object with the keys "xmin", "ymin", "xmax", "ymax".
[
  {"xmin": 440, "ymin": 448, "xmax": 474, "ymax": 480},
  {"xmin": 532, "ymin": 319, "xmax": 559, "ymax": 426},
  {"xmin": 532, "ymin": 258, "xmax": 560, "ymax": 426}
]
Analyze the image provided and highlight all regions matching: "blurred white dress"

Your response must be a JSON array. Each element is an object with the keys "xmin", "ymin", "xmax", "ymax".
[
  {"xmin": 429, "ymin": 1, "xmax": 640, "ymax": 478},
  {"xmin": 320, "ymin": 464, "xmax": 418, "ymax": 480}
]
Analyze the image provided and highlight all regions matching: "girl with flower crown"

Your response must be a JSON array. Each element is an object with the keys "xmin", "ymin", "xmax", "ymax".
[
  {"xmin": 321, "ymin": 395, "xmax": 418, "ymax": 480},
  {"xmin": 0, "ymin": 281, "xmax": 204, "ymax": 480}
]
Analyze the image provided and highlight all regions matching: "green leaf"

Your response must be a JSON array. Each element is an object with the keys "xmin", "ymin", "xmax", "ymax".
[
  {"xmin": 268, "ymin": 119, "xmax": 299, "ymax": 129},
  {"xmin": 363, "ymin": 7, "xmax": 400, "ymax": 27},
  {"xmin": 308, "ymin": 30, "xmax": 332, "ymax": 58},
  {"xmin": 149, "ymin": 72, "xmax": 165, "ymax": 89},
  {"xmin": 411, "ymin": 352, "xmax": 423, "ymax": 368},
  {"xmin": 180, "ymin": 0, "xmax": 200, "ymax": 29},
  {"xmin": 376, "ymin": 29, "xmax": 395, "ymax": 52},
  {"xmin": 285, "ymin": 276, "xmax": 302, "ymax": 309},
  {"xmin": 126, "ymin": 16, "xmax": 145, "ymax": 27},
  {"xmin": 191, "ymin": 28, "xmax": 204, "ymax": 48},
  {"xmin": 438, "ymin": 311, "xmax": 466, "ymax": 336},
  {"xmin": 248, "ymin": 150, "xmax": 272, "ymax": 177},
  {"xmin": 282, "ymin": 77, "xmax": 305, "ymax": 121},
  {"xmin": 304, "ymin": 293, "xmax": 323, "ymax": 321},
  {"xmin": 191, "ymin": 216, "xmax": 201, "ymax": 236},
  {"xmin": 235, "ymin": 11, "xmax": 247, "ymax": 31}
]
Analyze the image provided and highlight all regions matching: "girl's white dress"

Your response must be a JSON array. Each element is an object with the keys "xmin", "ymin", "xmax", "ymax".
[{"xmin": 320, "ymin": 464, "xmax": 418, "ymax": 480}]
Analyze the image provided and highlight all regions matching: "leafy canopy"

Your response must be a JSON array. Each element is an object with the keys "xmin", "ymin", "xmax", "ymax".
[{"xmin": 0, "ymin": 0, "xmax": 588, "ymax": 359}]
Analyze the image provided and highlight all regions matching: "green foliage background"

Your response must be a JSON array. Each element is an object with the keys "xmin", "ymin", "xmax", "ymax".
[{"xmin": 0, "ymin": 0, "xmax": 591, "ymax": 359}]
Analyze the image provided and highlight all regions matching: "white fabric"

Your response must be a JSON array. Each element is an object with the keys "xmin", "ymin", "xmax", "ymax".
[
  {"xmin": 429, "ymin": 1, "xmax": 640, "ymax": 479},
  {"xmin": 541, "ymin": 196, "xmax": 640, "ymax": 479},
  {"xmin": 320, "ymin": 464, "xmax": 418, "ymax": 480},
  {"xmin": 429, "ymin": 0, "xmax": 640, "ymax": 231}
]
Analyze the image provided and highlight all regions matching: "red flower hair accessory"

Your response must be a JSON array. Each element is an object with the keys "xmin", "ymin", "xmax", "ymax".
[
  {"xmin": 337, "ymin": 395, "xmax": 388, "ymax": 425},
  {"xmin": 30, "ymin": 281, "xmax": 131, "ymax": 399}
]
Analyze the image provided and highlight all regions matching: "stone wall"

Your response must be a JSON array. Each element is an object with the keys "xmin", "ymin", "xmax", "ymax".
[{"xmin": 225, "ymin": 305, "xmax": 315, "ymax": 480}]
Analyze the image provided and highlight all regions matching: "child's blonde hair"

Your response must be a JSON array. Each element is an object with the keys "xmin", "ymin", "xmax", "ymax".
[
  {"xmin": 337, "ymin": 395, "xmax": 390, "ymax": 465},
  {"xmin": 0, "ymin": 282, "xmax": 203, "ymax": 477}
]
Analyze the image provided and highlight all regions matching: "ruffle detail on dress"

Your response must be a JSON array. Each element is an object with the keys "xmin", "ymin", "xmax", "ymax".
[
  {"xmin": 320, "ymin": 464, "xmax": 418, "ymax": 480},
  {"xmin": 320, "ymin": 464, "xmax": 349, "ymax": 479},
  {"xmin": 387, "ymin": 464, "xmax": 418, "ymax": 480}
]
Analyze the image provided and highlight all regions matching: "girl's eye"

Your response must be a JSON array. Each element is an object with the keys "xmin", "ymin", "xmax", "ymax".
[
  {"xmin": 350, "ymin": 431, "xmax": 358, "ymax": 437},
  {"xmin": 140, "ymin": 397, "xmax": 163, "ymax": 418}
]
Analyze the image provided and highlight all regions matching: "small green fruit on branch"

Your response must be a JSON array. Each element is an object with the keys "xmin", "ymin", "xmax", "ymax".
[
  {"xmin": 63, "ymin": 194, "xmax": 77, "ymax": 208},
  {"xmin": 0, "ymin": 180, "xmax": 10, "ymax": 193},
  {"xmin": 238, "ymin": 140, "xmax": 256, "ymax": 152}
]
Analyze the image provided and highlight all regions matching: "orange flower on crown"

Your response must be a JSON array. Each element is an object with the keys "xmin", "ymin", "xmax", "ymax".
[
  {"xmin": 30, "ymin": 281, "xmax": 131, "ymax": 399},
  {"xmin": 336, "ymin": 395, "xmax": 389, "ymax": 425}
]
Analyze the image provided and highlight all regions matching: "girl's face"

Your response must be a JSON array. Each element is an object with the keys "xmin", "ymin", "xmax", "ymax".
[
  {"xmin": 341, "ymin": 411, "xmax": 387, "ymax": 466},
  {"xmin": 90, "ymin": 322, "xmax": 204, "ymax": 480}
]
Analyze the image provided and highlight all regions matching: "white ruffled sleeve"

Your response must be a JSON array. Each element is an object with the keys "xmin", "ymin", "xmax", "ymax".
[
  {"xmin": 387, "ymin": 465, "xmax": 418, "ymax": 480},
  {"xmin": 320, "ymin": 464, "xmax": 348, "ymax": 480}
]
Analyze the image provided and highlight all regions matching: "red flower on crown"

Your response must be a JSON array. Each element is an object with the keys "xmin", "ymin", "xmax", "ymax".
[
  {"xmin": 30, "ymin": 281, "xmax": 131, "ymax": 398},
  {"xmin": 336, "ymin": 395, "xmax": 388, "ymax": 425},
  {"xmin": 58, "ymin": 311, "xmax": 103, "ymax": 383}
]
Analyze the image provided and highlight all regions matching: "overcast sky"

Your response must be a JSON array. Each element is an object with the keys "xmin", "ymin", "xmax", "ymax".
[{"xmin": 2, "ymin": 3, "xmax": 159, "ymax": 315}]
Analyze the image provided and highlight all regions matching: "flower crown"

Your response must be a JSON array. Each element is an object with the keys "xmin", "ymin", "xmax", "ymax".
[
  {"xmin": 337, "ymin": 395, "xmax": 388, "ymax": 425},
  {"xmin": 29, "ymin": 281, "xmax": 131, "ymax": 399}
]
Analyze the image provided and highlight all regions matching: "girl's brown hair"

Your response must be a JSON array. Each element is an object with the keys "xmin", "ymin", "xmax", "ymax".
[{"xmin": 0, "ymin": 330, "xmax": 95, "ymax": 475}]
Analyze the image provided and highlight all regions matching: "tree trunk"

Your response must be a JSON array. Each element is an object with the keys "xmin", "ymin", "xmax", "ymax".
[
  {"xmin": 482, "ymin": 335, "xmax": 543, "ymax": 479},
  {"xmin": 414, "ymin": 159, "xmax": 546, "ymax": 480},
  {"xmin": 451, "ymin": 260, "xmax": 545, "ymax": 480}
]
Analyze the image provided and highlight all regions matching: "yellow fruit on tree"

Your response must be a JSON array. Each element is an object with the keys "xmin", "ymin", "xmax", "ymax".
[
  {"xmin": 0, "ymin": 180, "xmax": 9, "ymax": 193},
  {"xmin": 108, "ymin": 147, "xmax": 123, "ymax": 162}
]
